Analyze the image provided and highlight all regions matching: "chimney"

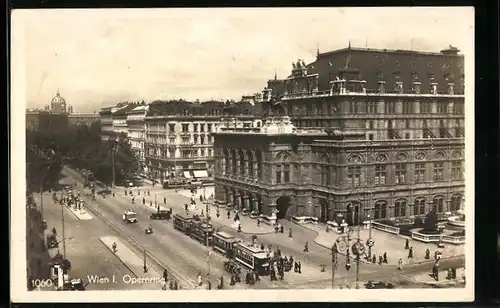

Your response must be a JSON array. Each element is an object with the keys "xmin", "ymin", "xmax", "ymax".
[
  {"xmin": 430, "ymin": 82, "xmax": 438, "ymax": 95},
  {"xmin": 378, "ymin": 81, "xmax": 386, "ymax": 94},
  {"xmin": 412, "ymin": 81, "xmax": 422, "ymax": 95},
  {"xmin": 447, "ymin": 83, "xmax": 455, "ymax": 95},
  {"xmin": 395, "ymin": 81, "xmax": 404, "ymax": 94}
]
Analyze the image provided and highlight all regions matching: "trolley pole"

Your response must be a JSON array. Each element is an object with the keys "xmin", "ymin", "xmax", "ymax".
[
  {"xmin": 355, "ymin": 214, "xmax": 361, "ymax": 289},
  {"xmin": 111, "ymin": 145, "xmax": 116, "ymax": 189},
  {"xmin": 331, "ymin": 243, "xmax": 338, "ymax": 289},
  {"xmin": 61, "ymin": 199, "xmax": 66, "ymax": 259},
  {"xmin": 367, "ymin": 214, "xmax": 372, "ymax": 259}
]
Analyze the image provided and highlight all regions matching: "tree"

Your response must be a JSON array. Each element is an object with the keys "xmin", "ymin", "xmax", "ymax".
[{"xmin": 423, "ymin": 210, "xmax": 438, "ymax": 231}]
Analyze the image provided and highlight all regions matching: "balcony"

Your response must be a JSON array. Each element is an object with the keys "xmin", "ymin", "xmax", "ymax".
[{"xmin": 178, "ymin": 143, "xmax": 194, "ymax": 148}]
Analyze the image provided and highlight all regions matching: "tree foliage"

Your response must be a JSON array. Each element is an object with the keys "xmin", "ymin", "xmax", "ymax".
[{"xmin": 26, "ymin": 122, "xmax": 140, "ymax": 189}]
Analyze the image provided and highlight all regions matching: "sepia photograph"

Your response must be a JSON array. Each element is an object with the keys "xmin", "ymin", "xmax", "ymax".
[{"xmin": 11, "ymin": 7, "xmax": 474, "ymax": 302}]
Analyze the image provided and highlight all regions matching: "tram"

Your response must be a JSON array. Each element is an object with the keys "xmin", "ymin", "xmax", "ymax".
[
  {"xmin": 189, "ymin": 220, "xmax": 214, "ymax": 246},
  {"xmin": 212, "ymin": 231, "xmax": 241, "ymax": 259},
  {"xmin": 173, "ymin": 212, "xmax": 193, "ymax": 233},
  {"xmin": 233, "ymin": 242, "xmax": 271, "ymax": 276}
]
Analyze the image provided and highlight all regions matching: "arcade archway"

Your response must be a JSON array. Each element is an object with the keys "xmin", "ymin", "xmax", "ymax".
[
  {"xmin": 276, "ymin": 196, "xmax": 292, "ymax": 219},
  {"xmin": 319, "ymin": 199, "xmax": 329, "ymax": 222},
  {"xmin": 346, "ymin": 202, "xmax": 361, "ymax": 225}
]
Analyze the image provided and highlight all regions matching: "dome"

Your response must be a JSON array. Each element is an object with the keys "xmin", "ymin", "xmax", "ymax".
[{"xmin": 51, "ymin": 90, "xmax": 66, "ymax": 105}]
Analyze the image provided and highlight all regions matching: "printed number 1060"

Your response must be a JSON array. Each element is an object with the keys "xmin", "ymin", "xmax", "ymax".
[{"xmin": 31, "ymin": 279, "xmax": 53, "ymax": 288}]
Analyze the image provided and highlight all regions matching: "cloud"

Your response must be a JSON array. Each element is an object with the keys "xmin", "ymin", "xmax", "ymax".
[{"xmin": 15, "ymin": 7, "xmax": 474, "ymax": 113}]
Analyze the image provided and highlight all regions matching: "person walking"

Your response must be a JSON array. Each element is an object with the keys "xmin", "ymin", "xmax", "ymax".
[
  {"xmin": 164, "ymin": 197, "xmax": 167, "ymax": 204},
  {"xmin": 303, "ymin": 241, "xmax": 309, "ymax": 252},
  {"xmin": 143, "ymin": 197, "xmax": 146, "ymax": 205},
  {"xmin": 227, "ymin": 210, "xmax": 231, "ymax": 219},
  {"xmin": 397, "ymin": 258, "xmax": 403, "ymax": 271},
  {"xmin": 408, "ymin": 247, "xmax": 414, "ymax": 260},
  {"xmin": 197, "ymin": 273, "xmax": 202, "ymax": 287},
  {"xmin": 405, "ymin": 238, "xmax": 409, "ymax": 249},
  {"xmin": 383, "ymin": 252, "xmax": 388, "ymax": 264}
]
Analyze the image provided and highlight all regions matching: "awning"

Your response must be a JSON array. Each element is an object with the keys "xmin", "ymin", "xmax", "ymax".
[
  {"xmin": 183, "ymin": 171, "xmax": 192, "ymax": 178},
  {"xmin": 193, "ymin": 170, "xmax": 208, "ymax": 178}
]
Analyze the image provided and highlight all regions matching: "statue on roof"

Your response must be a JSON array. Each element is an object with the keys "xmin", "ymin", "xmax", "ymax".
[
  {"xmin": 292, "ymin": 62, "xmax": 296, "ymax": 69},
  {"xmin": 296, "ymin": 59, "xmax": 302, "ymax": 68},
  {"xmin": 301, "ymin": 59, "xmax": 306, "ymax": 67}
]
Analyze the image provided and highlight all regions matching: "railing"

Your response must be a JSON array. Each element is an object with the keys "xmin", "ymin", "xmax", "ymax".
[
  {"xmin": 372, "ymin": 221, "xmax": 400, "ymax": 235},
  {"xmin": 411, "ymin": 231, "xmax": 442, "ymax": 243},
  {"xmin": 440, "ymin": 235, "xmax": 465, "ymax": 244}
]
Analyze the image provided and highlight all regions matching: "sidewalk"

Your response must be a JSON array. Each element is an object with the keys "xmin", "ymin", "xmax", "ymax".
[
  {"xmin": 100, "ymin": 236, "xmax": 163, "ymax": 287},
  {"xmin": 66, "ymin": 205, "xmax": 94, "ymax": 220},
  {"xmin": 113, "ymin": 187, "xmax": 275, "ymax": 235},
  {"xmin": 301, "ymin": 222, "xmax": 465, "ymax": 266},
  {"xmin": 410, "ymin": 267, "xmax": 465, "ymax": 286}
]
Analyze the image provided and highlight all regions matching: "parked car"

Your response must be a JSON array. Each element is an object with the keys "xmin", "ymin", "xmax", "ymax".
[{"xmin": 364, "ymin": 281, "xmax": 395, "ymax": 289}]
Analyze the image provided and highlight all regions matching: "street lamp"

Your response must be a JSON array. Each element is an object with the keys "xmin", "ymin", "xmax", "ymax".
[{"xmin": 331, "ymin": 242, "xmax": 338, "ymax": 289}]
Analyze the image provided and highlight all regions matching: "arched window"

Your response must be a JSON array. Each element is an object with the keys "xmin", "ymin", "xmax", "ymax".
[
  {"xmin": 394, "ymin": 199, "xmax": 407, "ymax": 217},
  {"xmin": 231, "ymin": 150, "xmax": 237, "ymax": 175},
  {"xmin": 450, "ymin": 194, "xmax": 462, "ymax": 212},
  {"xmin": 247, "ymin": 150, "xmax": 254, "ymax": 177},
  {"xmin": 414, "ymin": 198, "xmax": 426, "ymax": 215},
  {"xmin": 433, "ymin": 196, "xmax": 444, "ymax": 213},
  {"xmin": 321, "ymin": 165, "xmax": 330, "ymax": 186},
  {"xmin": 238, "ymin": 150, "xmax": 245, "ymax": 175},
  {"xmin": 256, "ymin": 150, "xmax": 263, "ymax": 179},
  {"xmin": 374, "ymin": 201, "xmax": 387, "ymax": 219}
]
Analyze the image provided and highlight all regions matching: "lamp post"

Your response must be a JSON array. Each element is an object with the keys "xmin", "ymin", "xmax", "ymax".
[
  {"xmin": 331, "ymin": 243, "xmax": 338, "ymax": 289},
  {"xmin": 60, "ymin": 193, "xmax": 67, "ymax": 259}
]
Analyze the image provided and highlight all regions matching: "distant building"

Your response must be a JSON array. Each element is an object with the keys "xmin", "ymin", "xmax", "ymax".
[
  {"xmin": 98, "ymin": 102, "xmax": 138, "ymax": 141},
  {"xmin": 26, "ymin": 110, "xmax": 69, "ymax": 133},
  {"xmin": 126, "ymin": 104, "xmax": 149, "ymax": 173},
  {"xmin": 68, "ymin": 113, "xmax": 99, "ymax": 126},
  {"xmin": 144, "ymin": 100, "xmax": 261, "ymax": 182},
  {"xmin": 50, "ymin": 90, "xmax": 69, "ymax": 114}
]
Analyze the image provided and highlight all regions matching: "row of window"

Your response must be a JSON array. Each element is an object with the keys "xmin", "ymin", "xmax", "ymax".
[
  {"xmin": 369, "ymin": 195, "xmax": 462, "ymax": 219},
  {"xmin": 147, "ymin": 148, "xmax": 213, "ymax": 158},
  {"xmin": 345, "ymin": 161, "xmax": 463, "ymax": 187},
  {"xmin": 283, "ymin": 101, "xmax": 464, "ymax": 116}
]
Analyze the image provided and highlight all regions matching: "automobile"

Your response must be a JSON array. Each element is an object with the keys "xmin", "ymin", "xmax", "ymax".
[
  {"xmin": 46, "ymin": 234, "xmax": 59, "ymax": 249},
  {"xmin": 63, "ymin": 278, "xmax": 87, "ymax": 291},
  {"xmin": 122, "ymin": 210, "xmax": 138, "ymax": 223},
  {"xmin": 150, "ymin": 209, "xmax": 172, "ymax": 220},
  {"xmin": 97, "ymin": 188, "xmax": 112, "ymax": 195},
  {"xmin": 364, "ymin": 280, "xmax": 395, "ymax": 289},
  {"xmin": 145, "ymin": 225, "xmax": 153, "ymax": 234}
]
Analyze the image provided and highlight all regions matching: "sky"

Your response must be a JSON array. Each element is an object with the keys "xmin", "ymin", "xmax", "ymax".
[{"xmin": 14, "ymin": 7, "xmax": 474, "ymax": 113}]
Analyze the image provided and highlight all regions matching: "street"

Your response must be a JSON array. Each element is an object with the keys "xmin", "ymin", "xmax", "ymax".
[{"xmin": 57, "ymin": 166, "xmax": 465, "ymax": 290}]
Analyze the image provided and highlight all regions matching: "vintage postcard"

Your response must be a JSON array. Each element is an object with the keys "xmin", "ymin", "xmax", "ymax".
[{"xmin": 11, "ymin": 7, "xmax": 475, "ymax": 302}]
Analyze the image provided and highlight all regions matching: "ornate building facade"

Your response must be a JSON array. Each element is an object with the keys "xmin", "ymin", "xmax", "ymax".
[
  {"xmin": 144, "ymin": 100, "xmax": 262, "ymax": 183},
  {"xmin": 213, "ymin": 45, "xmax": 465, "ymax": 225},
  {"xmin": 126, "ymin": 104, "xmax": 149, "ymax": 173}
]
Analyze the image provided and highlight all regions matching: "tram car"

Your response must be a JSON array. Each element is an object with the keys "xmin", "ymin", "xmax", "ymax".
[
  {"xmin": 233, "ymin": 242, "xmax": 271, "ymax": 276},
  {"xmin": 188, "ymin": 220, "xmax": 214, "ymax": 246},
  {"xmin": 173, "ymin": 212, "xmax": 193, "ymax": 233},
  {"xmin": 212, "ymin": 231, "xmax": 241, "ymax": 259}
]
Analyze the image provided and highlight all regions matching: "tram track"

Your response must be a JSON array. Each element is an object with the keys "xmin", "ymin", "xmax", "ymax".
[{"xmin": 62, "ymin": 168, "xmax": 197, "ymax": 289}]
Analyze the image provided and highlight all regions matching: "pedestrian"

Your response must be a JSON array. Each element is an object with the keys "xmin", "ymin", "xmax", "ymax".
[
  {"xmin": 150, "ymin": 201, "xmax": 153, "ymax": 206},
  {"xmin": 257, "ymin": 217, "xmax": 260, "ymax": 226},
  {"xmin": 280, "ymin": 224, "xmax": 284, "ymax": 233},
  {"xmin": 275, "ymin": 225, "xmax": 279, "ymax": 234},
  {"xmin": 405, "ymin": 238, "xmax": 409, "ymax": 249},
  {"xmin": 425, "ymin": 248, "xmax": 430, "ymax": 259},
  {"xmin": 289, "ymin": 228, "xmax": 293, "ymax": 238},
  {"xmin": 132, "ymin": 197, "xmax": 135, "ymax": 205},
  {"xmin": 125, "ymin": 190, "xmax": 128, "ymax": 196},
  {"xmin": 174, "ymin": 281, "xmax": 178, "ymax": 290},
  {"xmin": 207, "ymin": 280, "xmax": 212, "ymax": 290},
  {"xmin": 397, "ymin": 258, "xmax": 403, "ymax": 271},
  {"xmin": 201, "ymin": 209, "xmax": 204, "ymax": 217},
  {"xmin": 112, "ymin": 192, "xmax": 115, "ymax": 197},
  {"xmin": 185, "ymin": 204, "xmax": 188, "ymax": 212},
  {"xmin": 148, "ymin": 191, "xmax": 150, "ymax": 196},
  {"xmin": 303, "ymin": 241, "xmax": 309, "ymax": 252},
  {"xmin": 227, "ymin": 210, "xmax": 231, "ymax": 219},
  {"xmin": 218, "ymin": 276, "xmax": 224, "ymax": 289},
  {"xmin": 294, "ymin": 261, "xmax": 298, "ymax": 273},
  {"xmin": 216, "ymin": 208, "xmax": 220, "ymax": 218},
  {"xmin": 383, "ymin": 252, "xmax": 388, "ymax": 264},
  {"xmin": 238, "ymin": 224, "xmax": 242, "ymax": 233},
  {"xmin": 164, "ymin": 197, "xmax": 167, "ymax": 204},
  {"xmin": 298, "ymin": 261, "xmax": 302, "ymax": 274},
  {"xmin": 230, "ymin": 274, "xmax": 236, "ymax": 286},
  {"xmin": 372, "ymin": 254, "xmax": 376, "ymax": 264},
  {"xmin": 408, "ymin": 247, "xmax": 414, "ymax": 259},
  {"xmin": 163, "ymin": 269, "xmax": 168, "ymax": 282},
  {"xmin": 200, "ymin": 195, "xmax": 203, "ymax": 202},
  {"xmin": 378, "ymin": 255, "xmax": 383, "ymax": 265},
  {"xmin": 143, "ymin": 197, "xmax": 146, "ymax": 205},
  {"xmin": 197, "ymin": 273, "xmax": 202, "ymax": 286}
]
